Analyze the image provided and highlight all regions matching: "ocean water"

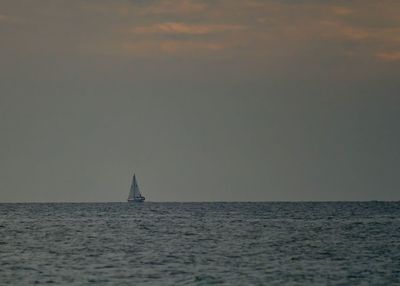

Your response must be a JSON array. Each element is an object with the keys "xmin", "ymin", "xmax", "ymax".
[{"xmin": 0, "ymin": 202, "xmax": 399, "ymax": 285}]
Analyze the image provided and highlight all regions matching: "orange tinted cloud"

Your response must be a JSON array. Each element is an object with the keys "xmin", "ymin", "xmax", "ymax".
[
  {"xmin": 332, "ymin": 6, "xmax": 353, "ymax": 16},
  {"xmin": 320, "ymin": 21, "xmax": 370, "ymax": 41},
  {"xmin": 160, "ymin": 40, "xmax": 223, "ymax": 53},
  {"xmin": 133, "ymin": 22, "xmax": 245, "ymax": 35},
  {"xmin": 78, "ymin": 0, "xmax": 400, "ymax": 64},
  {"xmin": 0, "ymin": 14, "xmax": 22, "ymax": 24},
  {"xmin": 377, "ymin": 52, "xmax": 400, "ymax": 62}
]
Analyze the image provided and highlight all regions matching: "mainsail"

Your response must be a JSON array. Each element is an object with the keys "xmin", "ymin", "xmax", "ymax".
[{"xmin": 128, "ymin": 174, "xmax": 145, "ymax": 202}]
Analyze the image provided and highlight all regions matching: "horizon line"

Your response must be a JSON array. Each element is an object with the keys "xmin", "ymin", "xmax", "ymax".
[{"xmin": 0, "ymin": 200, "xmax": 398, "ymax": 204}]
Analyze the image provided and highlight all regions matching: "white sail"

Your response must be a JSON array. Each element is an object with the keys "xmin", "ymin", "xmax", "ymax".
[
  {"xmin": 128, "ymin": 174, "xmax": 145, "ymax": 202},
  {"xmin": 133, "ymin": 175, "xmax": 142, "ymax": 198},
  {"xmin": 128, "ymin": 178, "xmax": 135, "ymax": 200}
]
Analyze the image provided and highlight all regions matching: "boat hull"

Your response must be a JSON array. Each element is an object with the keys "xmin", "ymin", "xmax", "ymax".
[{"xmin": 127, "ymin": 198, "xmax": 145, "ymax": 203}]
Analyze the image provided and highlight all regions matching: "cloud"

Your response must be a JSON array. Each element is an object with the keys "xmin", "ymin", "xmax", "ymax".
[
  {"xmin": 319, "ymin": 20, "xmax": 400, "ymax": 63},
  {"xmin": 6, "ymin": 0, "xmax": 397, "ymax": 70},
  {"xmin": 132, "ymin": 22, "xmax": 245, "ymax": 35},
  {"xmin": 321, "ymin": 21, "xmax": 371, "ymax": 41},
  {"xmin": 321, "ymin": 20, "xmax": 400, "ymax": 43},
  {"xmin": 377, "ymin": 52, "xmax": 400, "ymax": 62},
  {"xmin": 332, "ymin": 6, "xmax": 353, "ymax": 16},
  {"xmin": 0, "ymin": 14, "xmax": 22, "ymax": 24},
  {"xmin": 159, "ymin": 40, "xmax": 223, "ymax": 52}
]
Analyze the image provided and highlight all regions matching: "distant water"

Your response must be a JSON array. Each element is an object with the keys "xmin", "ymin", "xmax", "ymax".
[{"xmin": 0, "ymin": 202, "xmax": 399, "ymax": 285}]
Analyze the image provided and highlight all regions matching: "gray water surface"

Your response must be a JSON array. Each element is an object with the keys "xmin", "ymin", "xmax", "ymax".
[{"xmin": 0, "ymin": 202, "xmax": 399, "ymax": 285}]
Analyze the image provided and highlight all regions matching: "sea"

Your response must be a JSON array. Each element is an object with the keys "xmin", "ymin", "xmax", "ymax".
[{"xmin": 0, "ymin": 202, "xmax": 399, "ymax": 285}]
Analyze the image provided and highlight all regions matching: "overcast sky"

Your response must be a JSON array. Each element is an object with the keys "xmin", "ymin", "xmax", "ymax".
[{"xmin": 1, "ymin": 0, "xmax": 399, "ymax": 202}]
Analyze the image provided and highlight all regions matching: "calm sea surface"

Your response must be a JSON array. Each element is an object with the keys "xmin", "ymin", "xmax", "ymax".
[{"xmin": 0, "ymin": 202, "xmax": 399, "ymax": 285}]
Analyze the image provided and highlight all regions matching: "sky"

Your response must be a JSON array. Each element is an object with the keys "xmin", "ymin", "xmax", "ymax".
[{"xmin": 0, "ymin": 0, "xmax": 399, "ymax": 202}]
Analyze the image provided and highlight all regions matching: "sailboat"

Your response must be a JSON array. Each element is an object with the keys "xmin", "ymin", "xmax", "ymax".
[{"xmin": 127, "ymin": 174, "xmax": 145, "ymax": 203}]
